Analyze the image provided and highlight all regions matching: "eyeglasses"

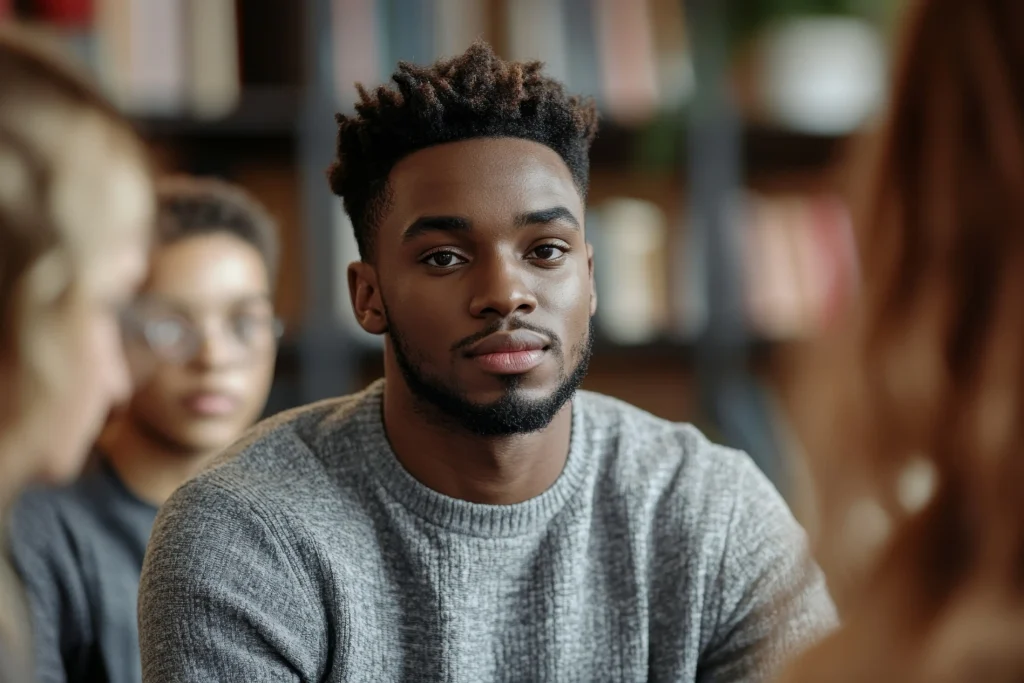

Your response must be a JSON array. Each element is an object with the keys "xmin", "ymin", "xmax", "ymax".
[{"xmin": 122, "ymin": 298, "xmax": 284, "ymax": 365}]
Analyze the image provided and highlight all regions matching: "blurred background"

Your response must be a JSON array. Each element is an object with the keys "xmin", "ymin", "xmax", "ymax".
[{"xmin": 0, "ymin": 0, "xmax": 904, "ymax": 499}]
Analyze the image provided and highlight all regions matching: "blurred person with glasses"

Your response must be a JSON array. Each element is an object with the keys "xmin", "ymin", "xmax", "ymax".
[
  {"xmin": 8, "ymin": 176, "xmax": 281, "ymax": 683},
  {"xmin": 0, "ymin": 30, "xmax": 154, "ymax": 683}
]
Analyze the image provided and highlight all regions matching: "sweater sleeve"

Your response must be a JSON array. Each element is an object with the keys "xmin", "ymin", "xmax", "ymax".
[
  {"xmin": 137, "ymin": 479, "xmax": 327, "ymax": 683},
  {"xmin": 8, "ymin": 494, "xmax": 91, "ymax": 683},
  {"xmin": 697, "ymin": 453, "xmax": 838, "ymax": 682}
]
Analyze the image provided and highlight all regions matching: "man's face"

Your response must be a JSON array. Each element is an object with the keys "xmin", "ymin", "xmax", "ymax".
[
  {"xmin": 126, "ymin": 233, "xmax": 277, "ymax": 453},
  {"xmin": 353, "ymin": 137, "xmax": 596, "ymax": 436}
]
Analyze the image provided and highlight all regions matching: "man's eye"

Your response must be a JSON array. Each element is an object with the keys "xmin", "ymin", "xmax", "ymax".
[
  {"xmin": 529, "ymin": 244, "xmax": 567, "ymax": 261},
  {"xmin": 422, "ymin": 251, "xmax": 464, "ymax": 268}
]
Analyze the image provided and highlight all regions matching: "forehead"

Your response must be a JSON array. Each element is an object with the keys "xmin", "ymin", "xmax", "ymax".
[
  {"xmin": 145, "ymin": 233, "xmax": 269, "ymax": 301},
  {"xmin": 383, "ymin": 137, "xmax": 582, "ymax": 229}
]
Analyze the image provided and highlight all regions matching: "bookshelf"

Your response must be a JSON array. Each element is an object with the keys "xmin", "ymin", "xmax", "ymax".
[
  {"xmin": 4, "ymin": 0, "xmax": 868, "ymax": 492},
  {"xmin": 134, "ymin": 86, "xmax": 301, "ymax": 138}
]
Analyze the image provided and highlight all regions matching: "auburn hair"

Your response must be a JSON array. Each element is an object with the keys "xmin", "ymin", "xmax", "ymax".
[{"xmin": 785, "ymin": 0, "xmax": 1024, "ymax": 680}]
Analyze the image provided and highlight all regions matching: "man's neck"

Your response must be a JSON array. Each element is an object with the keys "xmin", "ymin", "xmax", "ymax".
[
  {"xmin": 381, "ymin": 375, "xmax": 573, "ymax": 505},
  {"xmin": 98, "ymin": 422, "xmax": 217, "ymax": 507}
]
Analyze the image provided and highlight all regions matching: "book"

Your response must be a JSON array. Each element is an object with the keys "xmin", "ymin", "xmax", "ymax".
[
  {"xmin": 434, "ymin": 0, "xmax": 487, "ymax": 58},
  {"xmin": 98, "ymin": 0, "xmax": 187, "ymax": 115},
  {"xmin": 505, "ymin": 0, "xmax": 568, "ymax": 84},
  {"xmin": 591, "ymin": 197, "xmax": 669, "ymax": 344},
  {"xmin": 563, "ymin": 0, "xmax": 602, "ymax": 104},
  {"xmin": 331, "ymin": 0, "xmax": 381, "ymax": 109},
  {"xmin": 381, "ymin": 0, "xmax": 435, "ymax": 67},
  {"xmin": 744, "ymin": 192, "xmax": 856, "ymax": 339},
  {"xmin": 31, "ymin": 0, "xmax": 93, "ymax": 26},
  {"xmin": 226, "ymin": 163, "xmax": 305, "ymax": 331},
  {"xmin": 92, "ymin": 0, "xmax": 132, "ymax": 103},
  {"xmin": 185, "ymin": 0, "xmax": 240, "ymax": 119},
  {"xmin": 650, "ymin": 0, "xmax": 693, "ymax": 110},
  {"xmin": 594, "ymin": 0, "xmax": 659, "ymax": 124}
]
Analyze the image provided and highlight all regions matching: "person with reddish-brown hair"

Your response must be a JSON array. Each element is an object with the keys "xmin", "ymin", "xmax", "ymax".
[
  {"xmin": 0, "ymin": 28, "xmax": 154, "ymax": 682},
  {"xmin": 782, "ymin": 0, "xmax": 1024, "ymax": 681}
]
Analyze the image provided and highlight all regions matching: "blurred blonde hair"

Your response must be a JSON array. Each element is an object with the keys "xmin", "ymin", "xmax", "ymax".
[
  {"xmin": 784, "ymin": 0, "xmax": 1024, "ymax": 681},
  {"xmin": 0, "ymin": 29, "xmax": 151, "ymax": 469},
  {"xmin": 0, "ymin": 29, "xmax": 152, "ymax": 673}
]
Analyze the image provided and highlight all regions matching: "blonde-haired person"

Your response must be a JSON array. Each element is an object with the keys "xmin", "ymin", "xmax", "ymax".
[
  {"xmin": 0, "ymin": 29, "xmax": 154, "ymax": 681},
  {"xmin": 9, "ymin": 176, "xmax": 281, "ymax": 683},
  {"xmin": 781, "ymin": 0, "xmax": 1024, "ymax": 681}
]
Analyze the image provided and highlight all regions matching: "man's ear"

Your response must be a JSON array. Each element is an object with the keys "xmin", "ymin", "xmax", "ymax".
[
  {"xmin": 348, "ymin": 261, "xmax": 387, "ymax": 335},
  {"xmin": 586, "ymin": 242, "xmax": 597, "ymax": 317}
]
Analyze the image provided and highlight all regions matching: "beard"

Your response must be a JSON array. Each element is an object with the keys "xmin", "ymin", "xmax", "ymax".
[{"xmin": 386, "ymin": 310, "xmax": 593, "ymax": 438}]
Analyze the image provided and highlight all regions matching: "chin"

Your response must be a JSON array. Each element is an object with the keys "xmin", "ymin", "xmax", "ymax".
[
  {"xmin": 461, "ymin": 382, "xmax": 523, "ymax": 405},
  {"xmin": 37, "ymin": 443, "xmax": 93, "ymax": 486},
  {"xmin": 174, "ymin": 427, "xmax": 244, "ymax": 455},
  {"xmin": 495, "ymin": 375, "xmax": 555, "ymax": 396}
]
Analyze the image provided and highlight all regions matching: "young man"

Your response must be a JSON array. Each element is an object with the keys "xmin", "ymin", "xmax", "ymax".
[
  {"xmin": 8, "ymin": 177, "xmax": 282, "ymax": 683},
  {"xmin": 139, "ymin": 43, "xmax": 835, "ymax": 682}
]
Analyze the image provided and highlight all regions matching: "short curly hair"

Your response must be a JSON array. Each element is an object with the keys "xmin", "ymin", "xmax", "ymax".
[
  {"xmin": 328, "ymin": 40, "xmax": 599, "ymax": 261},
  {"xmin": 155, "ymin": 176, "xmax": 280, "ymax": 288}
]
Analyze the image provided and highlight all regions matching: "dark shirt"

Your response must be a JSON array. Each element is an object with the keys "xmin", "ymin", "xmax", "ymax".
[{"xmin": 8, "ymin": 457, "xmax": 158, "ymax": 683}]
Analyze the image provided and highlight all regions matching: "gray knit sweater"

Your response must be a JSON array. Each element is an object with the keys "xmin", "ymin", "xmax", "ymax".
[{"xmin": 138, "ymin": 381, "xmax": 835, "ymax": 682}]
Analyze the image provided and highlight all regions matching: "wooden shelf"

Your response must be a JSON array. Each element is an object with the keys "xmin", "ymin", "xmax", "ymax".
[
  {"xmin": 132, "ymin": 94, "xmax": 847, "ymax": 177},
  {"xmin": 743, "ymin": 125, "xmax": 849, "ymax": 175},
  {"xmin": 132, "ymin": 86, "xmax": 301, "ymax": 139},
  {"xmin": 591, "ymin": 117, "xmax": 849, "ymax": 175}
]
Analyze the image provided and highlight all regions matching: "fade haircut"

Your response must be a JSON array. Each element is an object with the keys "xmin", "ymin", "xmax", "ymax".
[
  {"xmin": 154, "ymin": 176, "xmax": 280, "ymax": 287},
  {"xmin": 328, "ymin": 40, "xmax": 599, "ymax": 261}
]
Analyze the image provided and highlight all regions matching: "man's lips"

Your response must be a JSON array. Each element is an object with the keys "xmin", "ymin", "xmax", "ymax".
[
  {"xmin": 465, "ymin": 330, "xmax": 549, "ymax": 356},
  {"xmin": 464, "ymin": 330, "xmax": 550, "ymax": 375}
]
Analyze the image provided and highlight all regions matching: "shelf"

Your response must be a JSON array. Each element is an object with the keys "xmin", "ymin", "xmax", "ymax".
[
  {"xmin": 742, "ymin": 125, "xmax": 849, "ymax": 175},
  {"xmin": 130, "ymin": 89, "xmax": 847, "ymax": 177},
  {"xmin": 132, "ymin": 86, "xmax": 301, "ymax": 139},
  {"xmin": 591, "ymin": 117, "xmax": 849, "ymax": 175}
]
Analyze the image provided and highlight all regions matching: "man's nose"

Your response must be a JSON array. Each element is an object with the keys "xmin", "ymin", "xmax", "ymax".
[{"xmin": 468, "ymin": 256, "xmax": 538, "ymax": 319}]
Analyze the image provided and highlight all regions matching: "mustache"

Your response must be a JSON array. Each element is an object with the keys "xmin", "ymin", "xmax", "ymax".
[{"xmin": 450, "ymin": 318, "xmax": 562, "ymax": 354}]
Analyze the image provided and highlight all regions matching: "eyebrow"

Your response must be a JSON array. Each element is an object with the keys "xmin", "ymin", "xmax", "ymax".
[
  {"xmin": 401, "ymin": 216, "xmax": 471, "ymax": 243},
  {"xmin": 514, "ymin": 206, "xmax": 580, "ymax": 230},
  {"xmin": 401, "ymin": 206, "xmax": 579, "ymax": 243}
]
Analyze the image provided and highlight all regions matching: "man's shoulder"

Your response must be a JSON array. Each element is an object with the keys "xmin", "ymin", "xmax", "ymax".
[
  {"xmin": 575, "ymin": 389, "xmax": 761, "ymax": 500},
  {"xmin": 574, "ymin": 389, "xmax": 783, "ymax": 554},
  {"xmin": 575, "ymin": 392, "xmax": 831, "ymax": 649}
]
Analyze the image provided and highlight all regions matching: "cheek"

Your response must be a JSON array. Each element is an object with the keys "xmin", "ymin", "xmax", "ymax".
[
  {"xmin": 72, "ymin": 315, "xmax": 130, "ymax": 403},
  {"xmin": 535, "ymin": 262, "xmax": 592, "ymax": 317},
  {"xmin": 240, "ymin": 355, "xmax": 276, "ymax": 410},
  {"xmin": 535, "ymin": 268, "xmax": 592, "ymax": 355},
  {"xmin": 133, "ymin": 366, "xmax": 188, "ymax": 408},
  {"xmin": 389, "ymin": 283, "xmax": 457, "ymax": 343}
]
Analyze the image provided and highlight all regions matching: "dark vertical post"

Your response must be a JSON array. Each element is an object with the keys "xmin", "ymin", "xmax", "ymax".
[
  {"xmin": 298, "ymin": 0, "xmax": 356, "ymax": 402},
  {"xmin": 683, "ymin": 0, "xmax": 788, "ymax": 493}
]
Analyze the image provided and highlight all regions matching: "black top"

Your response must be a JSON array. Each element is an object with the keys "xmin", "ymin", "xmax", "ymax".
[{"xmin": 8, "ymin": 457, "xmax": 158, "ymax": 683}]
